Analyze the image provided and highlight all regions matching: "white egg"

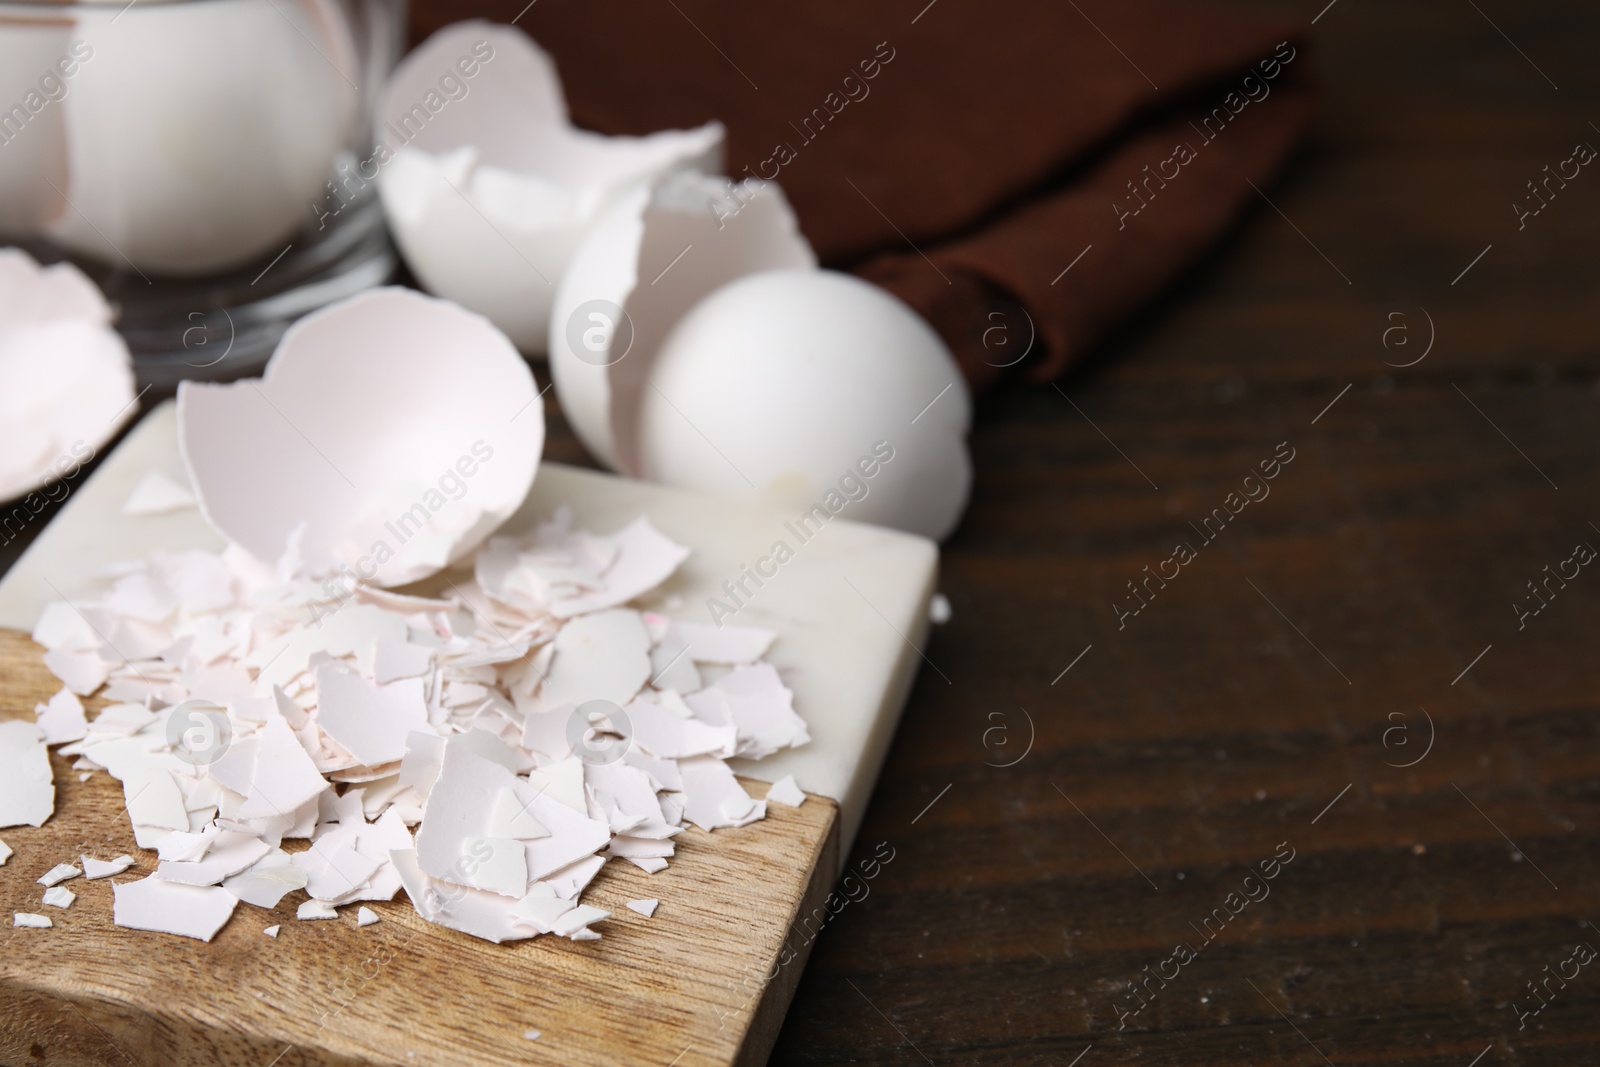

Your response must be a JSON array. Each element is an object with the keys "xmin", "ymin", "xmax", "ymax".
[
  {"xmin": 376, "ymin": 21, "xmax": 723, "ymax": 351},
  {"xmin": 0, "ymin": 24, "xmax": 73, "ymax": 237},
  {"xmin": 636, "ymin": 270, "xmax": 972, "ymax": 541},
  {"xmin": 548, "ymin": 171, "xmax": 815, "ymax": 474},
  {"xmin": 178, "ymin": 287, "xmax": 544, "ymax": 586},
  {"xmin": 48, "ymin": 0, "xmax": 357, "ymax": 275}
]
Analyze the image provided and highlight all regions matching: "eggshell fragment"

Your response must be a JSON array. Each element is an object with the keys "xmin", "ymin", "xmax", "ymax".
[
  {"xmin": 390, "ymin": 847, "xmax": 535, "ymax": 944},
  {"xmin": 373, "ymin": 640, "xmax": 434, "ymax": 684},
  {"xmin": 765, "ymin": 774, "xmax": 806, "ymax": 808},
  {"xmin": 236, "ymin": 714, "xmax": 330, "ymax": 820},
  {"xmin": 35, "ymin": 688, "xmax": 88, "ymax": 743},
  {"xmin": 224, "ymin": 850, "xmax": 308, "ymax": 909},
  {"xmin": 0, "ymin": 249, "xmax": 134, "ymax": 503},
  {"xmin": 123, "ymin": 471, "xmax": 197, "ymax": 516},
  {"xmin": 377, "ymin": 21, "xmax": 723, "ymax": 350},
  {"xmin": 314, "ymin": 667, "xmax": 428, "ymax": 767},
  {"xmin": 38, "ymin": 863, "xmax": 80, "ymax": 887},
  {"xmin": 82, "ymin": 854, "xmax": 135, "ymax": 880},
  {"xmin": 43, "ymin": 649, "xmax": 109, "ymax": 699},
  {"xmin": 550, "ymin": 172, "xmax": 816, "ymax": 473},
  {"xmin": 113, "ymin": 876, "xmax": 238, "ymax": 941},
  {"xmin": 31, "ymin": 601, "xmax": 101, "ymax": 654},
  {"xmin": 0, "ymin": 721, "xmax": 54, "ymax": 829},
  {"xmin": 487, "ymin": 788, "xmax": 549, "ymax": 840},
  {"xmin": 637, "ymin": 270, "xmax": 974, "ymax": 540},
  {"xmin": 534, "ymin": 608, "xmax": 652, "ymax": 712},
  {"xmin": 685, "ymin": 664, "xmax": 808, "ymax": 760},
  {"xmin": 666, "ymin": 620, "xmax": 775, "ymax": 665},
  {"xmin": 14, "ymin": 912, "xmax": 52, "ymax": 929},
  {"xmin": 178, "ymin": 287, "xmax": 544, "ymax": 586},
  {"xmin": 678, "ymin": 755, "xmax": 764, "ymax": 832},
  {"xmin": 155, "ymin": 830, "xmax": 271, "ymax": 886}
]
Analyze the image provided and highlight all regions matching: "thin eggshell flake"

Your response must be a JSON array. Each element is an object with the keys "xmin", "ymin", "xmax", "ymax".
[
  {"xmin": 35, "ymin": 688, "xmax": 89, "ymax": 744},
  {"xmin": 38, "ymin": 863, "xmax": 82, "ymax": 887},
  {"xmin": 765, "ymin": 774, "xmax": 806, "ymax": 808},
  {"xmin": 20, "ymin": 491, "xmax": 808, "ymax": 945},
  {"xmin": 314, "ymin": 667, "xmax": 428, "ymax": 766},
  {"xmin": 297, "ymin": 899, "xmax": 340, "ymax": 921},
  {"xmin": 82, "ymin": 854, "xmax": 136, "ymax": 879},
  {"xmin": 0, "ymin": 716, "xmax": 54, "ymax": 831},
  {"xmin": 123, "ymin": 471, "xmax": 197, "ymax": 516},
  {"xmin": 113, "ymin": 877, "xmax": 238, "ymax": 942},
  {"xmin": 224, "ymin": 850, "xmax": 309, "ymax": 909},
  {"xmin": 42, "ymin": 649, "xmax": 110, "ymax": 699}
]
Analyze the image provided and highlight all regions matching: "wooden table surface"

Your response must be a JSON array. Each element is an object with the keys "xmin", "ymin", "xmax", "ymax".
[{"xmin": 6, "ymin": 2, "xmax": 1599, "ymax": 1065}]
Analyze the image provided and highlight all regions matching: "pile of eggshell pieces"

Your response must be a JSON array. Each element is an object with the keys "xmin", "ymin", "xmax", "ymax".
[
  {"xmin": 378, "ymin": 22, "xmax": 973, "ymax": 541},
  {"xmin": 2, "ymin": 288, "xmax": 811, "ymax": 944}
]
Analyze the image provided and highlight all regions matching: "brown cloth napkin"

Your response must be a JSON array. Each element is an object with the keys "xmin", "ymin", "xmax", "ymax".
[{"xmin": 411, "ymin": 0, "xmax": 1314, "ymax": 390}]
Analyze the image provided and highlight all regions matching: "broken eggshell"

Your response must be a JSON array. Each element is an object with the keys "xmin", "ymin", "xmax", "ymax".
[
  {"xmin": 375, "ymin": 21, "xmax": 724, "ymax": 352},
  {"xmin": 177, "ymin": 286, "xmax": 543, "ymax": 586},
  {"xmin": 637, "ymin": 270, "xmax": 973, "ymax": 541},
  {"xmin": 0, "ymin": 248, "xmax": 134, "ymax": 503},
  {"xmin": 548, "ymin": 171, "xmax": 816, "ymax": 475}
]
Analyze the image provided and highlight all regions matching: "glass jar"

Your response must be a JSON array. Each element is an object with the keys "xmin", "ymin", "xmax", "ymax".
[{"xmin": 0, "ymin": 0, "xmax": 405, "ymax": 386}]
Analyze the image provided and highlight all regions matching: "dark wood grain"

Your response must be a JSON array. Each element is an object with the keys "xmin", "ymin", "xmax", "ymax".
[{"xmin": 764, "ymin": 1, "xmax": 1600, "ymax": 1064}]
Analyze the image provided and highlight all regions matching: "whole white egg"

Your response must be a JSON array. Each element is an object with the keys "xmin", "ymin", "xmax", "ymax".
[
  {"xmin": 635, "ymin": 270, "xmax": 972, "ymax": 541},
  {"xmin": 48, "ymin": 0, "xmax": 357, "ymax": 275}
]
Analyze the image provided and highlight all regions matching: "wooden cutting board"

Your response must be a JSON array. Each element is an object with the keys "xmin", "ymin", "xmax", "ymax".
[{"xmin": 0, "ymin": 403, "xmax": 936, "ymax": 1067}]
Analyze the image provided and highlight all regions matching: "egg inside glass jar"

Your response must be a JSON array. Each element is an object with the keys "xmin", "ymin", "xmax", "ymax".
[
  {"xmin": 44, "ymin": 0, "xmax": 358, "ymax": 276},
  {"xmin": 0, "ymin": 20, "xmax": 73, "ymax": 237}
]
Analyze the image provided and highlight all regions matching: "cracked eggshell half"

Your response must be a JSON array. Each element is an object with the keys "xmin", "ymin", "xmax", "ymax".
[
  {"xmin": 0, "ymin": 248, "xmax": 134, "ymax": 503},
  {"xmin": 548, "ymin": 172, "xmax": 816, "ymax": 475},
  {"xmin": 48, "ymin": 0, "xmax": 358, "ymax": 275},
  {"xmin": 638, "ymin": 270, "xmax": 972, "ymax": 541},
  {"xmin": 376, "ymin": 21, "xmax": 724, "ymax": 352},
  {"xmin": 177, "ymin": 287, "xmax": 543, "ymax": 586}
]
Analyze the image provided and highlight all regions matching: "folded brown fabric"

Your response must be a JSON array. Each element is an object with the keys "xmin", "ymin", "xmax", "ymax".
[{"xmin": 411, "ymin": 0, "xmax": 1314, "ymax": 390}]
